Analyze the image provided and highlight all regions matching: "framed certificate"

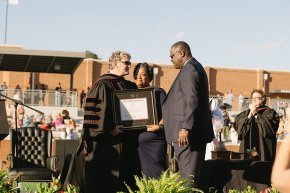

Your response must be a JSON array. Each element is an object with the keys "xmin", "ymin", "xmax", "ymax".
[{"xmin": 112, "ymin": 88, "xmax": 158, "ymax": 129}]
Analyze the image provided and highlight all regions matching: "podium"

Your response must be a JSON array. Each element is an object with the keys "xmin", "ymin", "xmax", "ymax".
[{"xmin": 200, "ymin": 160, "xmax": 272, "ymax": 192}]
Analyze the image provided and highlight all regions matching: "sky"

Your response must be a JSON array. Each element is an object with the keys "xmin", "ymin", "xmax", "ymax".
[{"xmin": 1, "ymin": 0, "xmax": 290, "ymax": 72}]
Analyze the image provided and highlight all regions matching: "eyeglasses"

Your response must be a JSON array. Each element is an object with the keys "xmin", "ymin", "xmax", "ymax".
[
  {"xmin": 120, "ymin": 60, "xmax": 131, "ymax": 66},
  {"xmin": 251, "ymin": 97, "xmax": 262, "ymax": 101},
  {"xmin": 170, "ymin": 50, "xmax": 180, "ymax": 59}
]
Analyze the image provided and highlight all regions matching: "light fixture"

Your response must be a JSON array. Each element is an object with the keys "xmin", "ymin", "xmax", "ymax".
[
  {"xmin": 263, "ymin": 74, "xmax": 269, "ymax": 81},
  {"xmin": 153, "ymin": 67, "xmax": 159, "ymax": 75},
  {"xmin": 54, "ymin": 64, "xmax": 60, "ymax": 70}
]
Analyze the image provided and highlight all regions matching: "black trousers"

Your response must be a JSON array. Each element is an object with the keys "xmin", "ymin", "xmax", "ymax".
[{"xmin": 173, "ymin": 141, "xmax": 206, "ymax": 187}]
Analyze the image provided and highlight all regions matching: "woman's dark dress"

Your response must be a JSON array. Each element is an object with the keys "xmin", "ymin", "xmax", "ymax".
[{"xmin": 138, "ymin": 87, "xmax": 167, "ymax": 178}]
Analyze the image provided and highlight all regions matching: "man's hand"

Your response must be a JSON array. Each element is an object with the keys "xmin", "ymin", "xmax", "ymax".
[
  {"xmin": 178, "ymin": 129, "xmax": 189, "ymax": 146},
  {"xmin": 110, "ymin": 127, "xmax": 123, "ymax": 136}
]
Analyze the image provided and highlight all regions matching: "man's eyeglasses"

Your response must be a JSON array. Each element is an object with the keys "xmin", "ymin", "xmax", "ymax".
[
  {"xmin": 170, "ymin": 50, "xmax": 180, "ymax": 59},
  {"xmin": 120, "ymin": 61, "xmax": 131, "ymax": 66}
]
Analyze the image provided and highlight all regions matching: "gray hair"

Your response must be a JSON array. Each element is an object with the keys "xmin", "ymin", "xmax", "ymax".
[{"xmin": 108, "ymin": 51, "xmax": 131, "ymax": 70}]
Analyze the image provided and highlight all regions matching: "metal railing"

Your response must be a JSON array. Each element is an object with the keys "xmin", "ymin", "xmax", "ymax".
[
  {"xmin": 269, "ymin": 99, "xmax": 290, "ymax": 116},
  {"xmin": 209, "ymin": 95, "xmax": 250, "ymax": 111},
  {"xmin": 209, "ymin": 95, "xmax": 272, "ymax": 112},
  {"xmin": 2, "ymin": 90, "xmax": 286, "ymax": 112},
  {"xmin": 0, "ymin": 89, "xmax": 78, "ymax": 107}
]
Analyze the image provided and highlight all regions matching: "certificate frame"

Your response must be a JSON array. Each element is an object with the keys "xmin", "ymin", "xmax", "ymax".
[{"xmin": 112, "ymin": 88, "xmax": 158, "ymax": 130}]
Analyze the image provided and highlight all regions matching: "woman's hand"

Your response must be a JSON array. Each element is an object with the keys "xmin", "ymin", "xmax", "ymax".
[
  {"xmin": 147, "ymin": 125, "xmax": 160, "ymax": 132},
  {"xmin": 277, "ymin": 128, "xmax": 286, "ymax": 135},
  {"xmin": 248, "ymin": 104, "xmax": 257, "ymax": 118}
]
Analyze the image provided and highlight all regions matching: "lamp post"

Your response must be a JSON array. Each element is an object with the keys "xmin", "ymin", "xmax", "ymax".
[
  {"xmin": 4, "ymin": 0, "xmax": 18, "ymax": 44},
  {"xmin": 4, "ymin": 0, "xmax": 9, "ymax": 44},
  {"xmin": 263, "ymin": 74, "xmax": 269, "ymax": 92},
  {"xmin": 153, "ymin": 67, "xmax": 159, "ymax": 86}
]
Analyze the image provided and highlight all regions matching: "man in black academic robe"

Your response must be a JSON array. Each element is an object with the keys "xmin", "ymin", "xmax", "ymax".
[{"xmin": 81, "ymin": 51, "xmax": 137, "ymax": 193}]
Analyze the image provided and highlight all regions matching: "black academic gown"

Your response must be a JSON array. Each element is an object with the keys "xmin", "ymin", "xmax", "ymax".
[
  {"xmin": 234, "ymin": 106, "xmax": 279, "ymax": 161},
  {"xmin": 72, "ymin": 73, "xmax": 138, "ymax": 193}
]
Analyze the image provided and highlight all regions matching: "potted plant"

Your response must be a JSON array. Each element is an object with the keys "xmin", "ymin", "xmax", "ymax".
[
  {"xmin": 0, "ymin": 170, "xmax": 20, "ymax": 193},
  {"xmin": 119, "ymin": 170, "xmax": 204, "ymax": 193},
  {"xmin": 25, "ymin": 176, "xmax": 79, "ymax": 193}
]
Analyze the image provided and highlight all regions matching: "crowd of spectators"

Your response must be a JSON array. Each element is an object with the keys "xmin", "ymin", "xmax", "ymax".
[
  {"xmin": 5, "ymin": 104, "xmax": 79, "ymax": 139},
  {"xmin": 1, "ymin": 82, "xmax": 83, "ymax": 107}
]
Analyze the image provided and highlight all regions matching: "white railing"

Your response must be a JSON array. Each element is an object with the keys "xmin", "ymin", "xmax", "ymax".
[
  {"xmin": 0, "ymin": 89, "xmax": 78, "ymax": 107},
  {"xmin": 209, "ymin": 95, "xmax": 271, "ymax": 112},
  {"xmin": 209, "ymin": 95, "xmax": 251, "ymax": 111}
]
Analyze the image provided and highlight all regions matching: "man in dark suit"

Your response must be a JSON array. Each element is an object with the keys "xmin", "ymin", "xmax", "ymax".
[{"xmin": 162, "ymin": 41, "xmax": 214, "ymax": 186}]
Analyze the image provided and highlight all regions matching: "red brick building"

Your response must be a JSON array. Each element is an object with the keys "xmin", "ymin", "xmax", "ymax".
[{"xmin": 1, "ymin": 47, "xmax": 290, "ymax": 110}]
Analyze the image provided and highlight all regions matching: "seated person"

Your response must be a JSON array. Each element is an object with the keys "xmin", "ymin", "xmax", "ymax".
[{"xmin": 61, "ymin": 109, "xmax": 70, "ymax": 124}]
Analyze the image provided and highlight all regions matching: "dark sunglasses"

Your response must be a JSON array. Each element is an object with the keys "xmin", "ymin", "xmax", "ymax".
[
  {"xmin": 170, "ymin": 50, "xmax": 180, "ymax": 59},
  {"xmin": 120, "ymin": 61, "xmax": 131, "ymax": 66}
]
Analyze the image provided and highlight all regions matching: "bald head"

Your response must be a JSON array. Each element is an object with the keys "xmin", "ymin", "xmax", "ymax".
[{"xmin": 171, "ymin": 41, "xmax": 192, "ymax": 58}]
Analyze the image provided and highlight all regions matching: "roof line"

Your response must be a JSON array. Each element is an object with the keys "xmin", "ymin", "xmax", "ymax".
[{"xmin": 0, "ymin": 47, "xmax": 86, "ymax": 58}]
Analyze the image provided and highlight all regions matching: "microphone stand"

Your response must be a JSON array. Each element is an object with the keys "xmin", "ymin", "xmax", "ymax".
[{"xmin": 0, "ymin": 93, "xmax": 44, "ymax": 192}]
